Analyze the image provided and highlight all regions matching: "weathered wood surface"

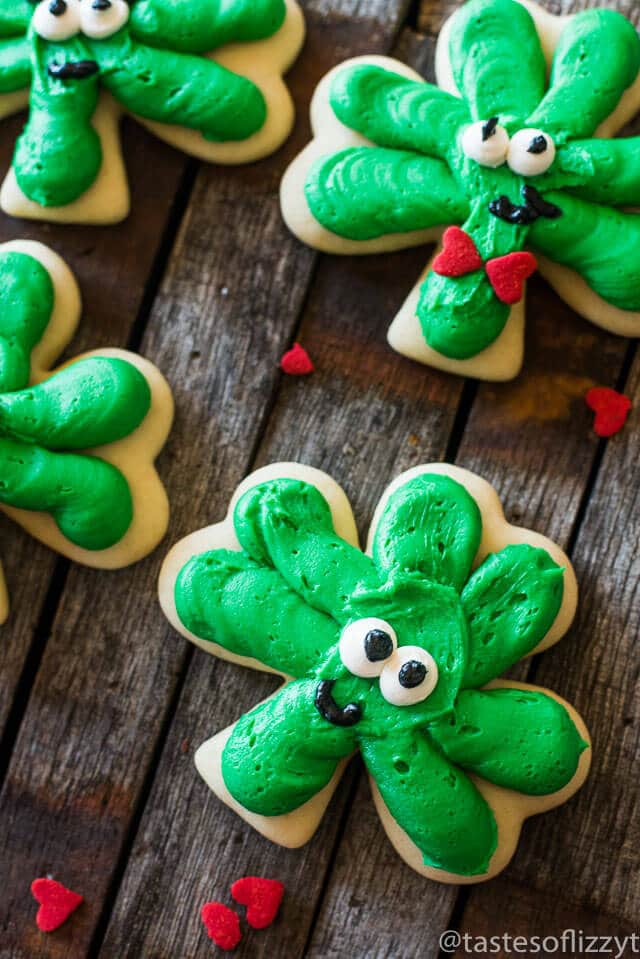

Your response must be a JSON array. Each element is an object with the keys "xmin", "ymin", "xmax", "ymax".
[
  {"xmin": 0, "ymin": 0, "xmax": 638, "ymax": 957},
  {"xmin": 0, "ymin": 122, "xmax": 188, "ymax": 742},
  {"xmin": 418, "ymin": 0, "xmax": 640, "ymax": 29}
]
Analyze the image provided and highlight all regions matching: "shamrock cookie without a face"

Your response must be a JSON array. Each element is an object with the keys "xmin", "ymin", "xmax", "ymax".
[
  {"xmin": 159, "ymin": 463, "xmax": 591, "ymax": 881},
  {"xmin": 0, "ymin": 0, "xmax": 304, "ymax": 223},
  {"xmin": 0, "ymin": 240, "xmax": 173, "ymax": 623},
  {"xmin": 281, "ymin": 0, "xmax": 640, "ymax": 380}
]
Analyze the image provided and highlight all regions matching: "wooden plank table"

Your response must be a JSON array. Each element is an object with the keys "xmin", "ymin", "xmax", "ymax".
[{"xmin": 0, "ymin": 1, "xmax": 638, "ymax": 956}]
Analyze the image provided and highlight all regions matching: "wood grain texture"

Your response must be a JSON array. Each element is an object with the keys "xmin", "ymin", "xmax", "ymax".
[
  {"xmin": 305, "ymin": 7, "xmax": 639, "ymax": 955},
  {"xmin": 0, "ymin": 121, "xmax": 187, "ymax": 739},
  {"xmin": 430, "ymin": 0, "xmax": 640, "ymax": 943},
  {"xmin": 405, "ymin": 4, "xmax": 640, "ymax": 952},
  {"xmin": 0, "ymin": 0, "xmax": 638, "ymax": 957},
  {"xmin": 99, "ymin": 252, "xmax": 464, "ymax": 959},
  {"xmin": 452, "ymin": 879, "xmax": 639, "ymax": 958},
  {"xmin": 98, "ymin": 17, "xmax": 458, "ymax": 959},
  {"xmin": 419, "ymin": 0, "xmax": 640, "ymax": 30},
  {"xmin": 0, "ymin": 2, "xmax": 415, "ymax": 957},
  {"xmin": 454, "ymin": 346, "xmax": 640, "ymax": 932}
]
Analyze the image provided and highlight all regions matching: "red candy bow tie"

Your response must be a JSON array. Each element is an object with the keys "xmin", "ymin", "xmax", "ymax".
[{"xmin": 433, "ymin": 226, "xmax": 537, "ymax": 305}]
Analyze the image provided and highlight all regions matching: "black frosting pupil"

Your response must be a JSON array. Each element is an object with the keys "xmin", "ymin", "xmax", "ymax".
[
  {"xmin": 364, "ymin": 629, "xmax": 393, "ymax": 662},
  {"xmin": 49, "ymin": 0, "xmax": 67, "ymax": 14},
  {"xmin": 398, "ymin": 660, "xmax": 427, "ymax": 689},
  {"xmin": 528, "ymin": 135, "xmax": 548, "ymax": 155}
]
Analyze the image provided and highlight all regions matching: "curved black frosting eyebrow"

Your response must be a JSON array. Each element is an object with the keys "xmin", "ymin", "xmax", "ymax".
[
  {"xmin": 481, "ymin": 116, "xmax": 499, "ymax": 141},
  {"xmin": 315, "ymin": 680, "xmax": 361, "ymax": 727},
  {"xmin": 48, "ymin": 60, "xmax": 100, "ymax": 80}
]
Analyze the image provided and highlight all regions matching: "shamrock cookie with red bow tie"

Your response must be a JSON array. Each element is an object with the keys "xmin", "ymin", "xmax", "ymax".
[
  {"xmin": 281, "ymin": 0, "xmax": 640, "ymax": 380},
  {"xmin": 0, "ymin": 0, "xmax": 304, "ymax": 223}
]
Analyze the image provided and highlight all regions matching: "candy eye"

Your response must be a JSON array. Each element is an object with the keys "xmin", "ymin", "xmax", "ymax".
[
  {"xmin": 379, "ymin": 646, "xmax": 438, "ymax": 707},
  {"xmin": 507, "ymin": 129, "xmax": 556, "ymax": 176},
  {"xmin": 32, "ymin": 0, "xmax": 81, "ymax": 41},
  {"xmin": 339, "ymin": 618, "xmax": 397, "ymax": 679},
  {"xmin": 79, "ymin": 0, "xmax": 129, "ymax": 39},
  {"xmin": 461, "ymin": 118, "xmax": 510, "ymax": 168}
]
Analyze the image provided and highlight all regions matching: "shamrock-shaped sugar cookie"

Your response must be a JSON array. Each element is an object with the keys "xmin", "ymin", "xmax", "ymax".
[
  {"xmin": 160, "ymin": 463, "xmax": 590, "ymax": 881},
  {"xmin": 0, "ymin": 240, "xmax": 173, "ymax": 623},
  {"xmin": 281, "ymin": 0, "xmax": 640, "ymax": 380},
  {"xmin": 0, "ymin": 0, "xmax": 304, "ymax": 223}
]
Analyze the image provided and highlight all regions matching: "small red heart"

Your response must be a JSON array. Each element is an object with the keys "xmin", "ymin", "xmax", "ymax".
[
  {"xmin": 585, "ymin": 387, "xmax": 632, "ymax": 438},
  {"xmin": 280, "ymin": 343, "xmax": 314, "ymax": 376},
  {"xmin": 201, "ymin": 902, "xmax": 241, "ymax": 951},
  {"xmin": 31, "ymin": 878, "xmax": 83, "ymax": 933},
  {"xmin": 231, "ymin": 877, "xmax": 285, "ymax": 930},
  {"xmin": 433, "ymin": 226, "xmax": 483, "ymax": 278},
  {"xmin": 486, "ymin": 251, "xmax": 537, "ymax": 304}
]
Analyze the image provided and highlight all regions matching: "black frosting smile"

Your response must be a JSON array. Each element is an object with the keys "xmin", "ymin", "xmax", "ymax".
[
  {"xmin": 489, "ymin": 185, "xmax": 563, "ymax": 225},
  {"xmin": 48, "ymin": 60, "xmax": 100, "ymax": 80},
  {"xmin": 315, "ymin": 680, "xmax": 362, "ymax": 727}
]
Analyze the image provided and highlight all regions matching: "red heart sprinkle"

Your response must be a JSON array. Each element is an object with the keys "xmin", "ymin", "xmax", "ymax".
[
  {"xmin": 280, "ymin": 343, "xmax": 314, "ymax": 376},
  {"xmin": 31, "ymin": 878, "xmax": 83, "ymax": 933},
  {"xmin": 231, "ymin": 877, "xmax": 285, "ymax": 930},
  {"xmin": 585, "ymin": 387, "xmax": 632, "ymax": 438},
  {"xmin": 201, "ymin": 902, "xmax": 241, "ymax": 951},
  {"xmin": 486, "ymin": 251, "xmax": 537, "ymax": 304},
  {"xmin": 432, "ymin": 226, "xmax": 483, "ymax": 278}
]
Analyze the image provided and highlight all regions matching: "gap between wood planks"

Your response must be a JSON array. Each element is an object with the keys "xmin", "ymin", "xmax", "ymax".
[
  {"xmin": 439, "ymin": 339, "xmax": 639, "ymax": 959},
  {"xmin": 0, "ymin": 1, "xmax": 634, "ymax": 955},
  {"xmin": 0, "ymin": 158, "xmax": 200, "ymax": 789},
  {"xmin": 98, "ymin": 11, "xmax": 637, "ymax": 957},
  {"xmin": 0, "ymin": 3, "xmax": 420, "ymax": 956}
]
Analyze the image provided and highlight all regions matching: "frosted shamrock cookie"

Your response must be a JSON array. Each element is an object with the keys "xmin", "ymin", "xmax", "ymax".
[
  {"xmin": 0, "ymin": 240, "xmax": 173, "ymax": 622},
  {"xmin": 281, "ymin": 0, "xmax": 640, "ymax": 380},
  {"xmin": 0, "ymin": 0, "xmax": 304, "ymax": 223},
  {"xmin": 159, "ymin": 463, "xmax": 591, "ymax": 882}
]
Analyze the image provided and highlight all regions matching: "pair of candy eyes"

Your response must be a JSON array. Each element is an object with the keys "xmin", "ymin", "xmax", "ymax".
[
  {"xmin": 31, "ymin": 0, "xmax": 130, "ymax": 42},
  {"xmin": 339, "ymin": 618, "xmax": 438, "ymax": 707},
  {"xmin": 462, "ymin": 119, "xmax": 556, "ymax": 177}
]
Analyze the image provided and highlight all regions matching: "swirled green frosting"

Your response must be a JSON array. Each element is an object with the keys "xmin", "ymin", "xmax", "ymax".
[
  {"xmin": 175, "ymin": 473, "xmax": 587, "ymax": 876},
  {"xmin": 0, "ymin": 0, "xmax": 288, "ymax": 207},
  {"xmin": 0, "ymin": 249, "xmax": 152, "ymax": 550},
  {"xmin": 303, "ymin": 0, "xmax": 640, "ymax": 360}
]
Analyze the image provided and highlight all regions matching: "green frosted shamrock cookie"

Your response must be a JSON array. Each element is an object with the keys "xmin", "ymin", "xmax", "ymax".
[
  {"xmin": 0, "ymin": 240, "xmax": 173, "ymax": 623},
  {"xmin": 0, "ymin": 0, "xmax": 304, "ymax": 223},
  {"xmin": 159, "ymin": 463, "xmax": 590, "ymax": 882},
  {"xmin": 281, "ymin": 0, "xmax": 640, "ymax": 380}
]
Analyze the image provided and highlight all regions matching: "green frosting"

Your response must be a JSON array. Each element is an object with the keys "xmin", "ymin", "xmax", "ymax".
[
  {"xmin": 0, "ymin": 0, "xmax": 288, "ymax": 207},
  {"xmin": 0, "ymin": 249, "xmax": 152, "ymax": 551},
  {"xmin": 130, "ymin": 0, "xmax": 286, "ymax": 51},
  {"xmin": 16, "ymin": 35, "xmax": 102, "ymax": 208},
  {"xmin": 303, "ymin": 0, "xmax": 640, "ymax": 361},
  {"xmin": 175, "ymin": 473, "xmax": 587, "ymax": 877}
]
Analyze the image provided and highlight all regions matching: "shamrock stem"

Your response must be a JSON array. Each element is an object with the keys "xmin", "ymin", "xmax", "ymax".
[{"xmin": 14, "ymin": 36, "xmax": 101, "ymax": 206}]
